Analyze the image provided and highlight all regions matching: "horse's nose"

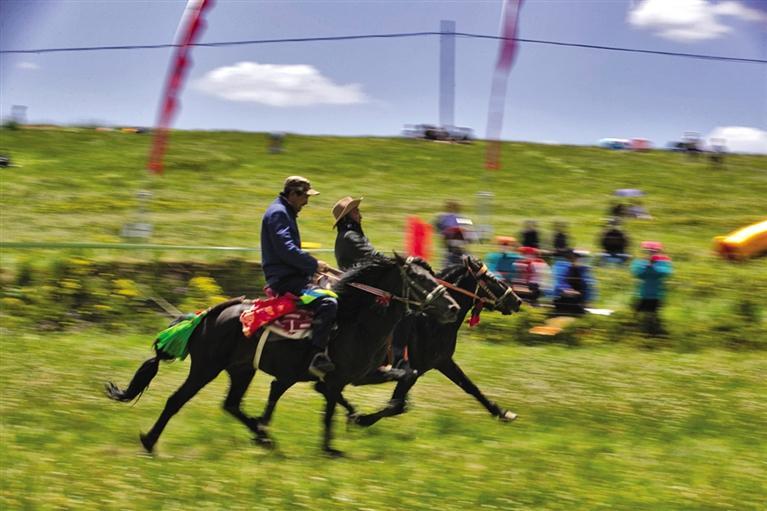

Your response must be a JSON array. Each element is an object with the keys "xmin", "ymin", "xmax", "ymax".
[{"xmin": 447, "ymin": 303, "xmax": 460, "ymax": 322}]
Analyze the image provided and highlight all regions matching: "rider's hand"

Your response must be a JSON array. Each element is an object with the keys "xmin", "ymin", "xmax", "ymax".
[{"xmin": 316, "ymin": 260, "xmax": 329, "ymax": 273}]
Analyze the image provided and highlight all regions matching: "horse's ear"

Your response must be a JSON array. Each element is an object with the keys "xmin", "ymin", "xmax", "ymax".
[{"xmin": 392, "ymin": 251, "xmax": 407, "ymax": 265}]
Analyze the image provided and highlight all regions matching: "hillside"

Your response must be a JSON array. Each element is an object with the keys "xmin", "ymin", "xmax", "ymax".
[{"xmin": 1, "ymin": 127, "xmax": 766, "ymax": 340}]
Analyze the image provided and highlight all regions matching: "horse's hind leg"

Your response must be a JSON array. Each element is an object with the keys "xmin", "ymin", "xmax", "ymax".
[
  {"xmin": 140, "ymin": 362, "xmax": 222, "ymax": 453},
  {"xmin": 437, "ymin": 358, "xmax": 517, "ymax": 421},
  {"xmin": 253, "ymin": 378, "xmax": 294, "ymax": 447},
  {"xmin": 223, "ymin": 365, "xmax": 259, "ymax": 434},
  {"xmin": 315, "ymin": 381, "xmax": 357, "ymax": 419}
]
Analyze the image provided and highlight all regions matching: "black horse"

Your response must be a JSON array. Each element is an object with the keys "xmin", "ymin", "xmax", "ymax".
[
  {"xmin": 337, "ymin": 256, "xmax": 523, "ymax": 427},
  {"xmin": 105, "ymin": 254, "xmax": 459, "ymax": 456}
]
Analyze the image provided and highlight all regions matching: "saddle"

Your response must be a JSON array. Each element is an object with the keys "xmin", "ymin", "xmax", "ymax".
[{"xmin": 239, "ymin": 290, "xmax": 314, "ymax": 340}]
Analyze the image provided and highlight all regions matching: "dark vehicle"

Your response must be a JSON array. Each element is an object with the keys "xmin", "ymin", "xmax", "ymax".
[{"xmin": 403, "ymin": 124, "xmax": 474, "ymax": 143}]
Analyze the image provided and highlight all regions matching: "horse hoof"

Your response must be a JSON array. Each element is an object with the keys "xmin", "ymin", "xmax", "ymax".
[
  {"xmin": 104, "ymin": 382, "xmax": 125, "ymax": 401},
  {"xmin": 346, "ymin": 413, "xmax": 360, "ymax": 430},
  {"xmin": 499, "ymin": 410, "xmax": 518, "ymax": 422},
  {"xmin": 352, "ymin": 415, "xmax": 375, "ymax": 428},
  {"xmin": 139, "ymin": 432, "xmax": 155, "ymax": 453},
  {"xmin": 254, "ymin": 436, "xmax": 275, "ymax": 449},
  {"xmin": 324, "ymin": 447, "xmax": 345, "ymax": 458}
]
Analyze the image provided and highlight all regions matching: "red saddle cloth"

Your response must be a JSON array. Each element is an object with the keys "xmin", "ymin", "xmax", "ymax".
[
  {"xmin": 240, "ymin": 295, "xmax": 297, "ymax": 338},
  {"xmin": 240, "ymin": 293, "xmax": 315, "ymax": 338}
]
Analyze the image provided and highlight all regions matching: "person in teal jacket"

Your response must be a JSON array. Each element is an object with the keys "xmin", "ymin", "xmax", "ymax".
[
  {"xmin": 485, "ymin": 236, "xmax": 522, "ymax": 282},
  {"xmin": 631, "ymin": 241, "xmax": 673, "ymax": 334}
]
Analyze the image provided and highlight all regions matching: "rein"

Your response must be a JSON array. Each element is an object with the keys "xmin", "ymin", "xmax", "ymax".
[{"xmin": 319, "ymin": 261, "xmax": 447, "ymax": 311}]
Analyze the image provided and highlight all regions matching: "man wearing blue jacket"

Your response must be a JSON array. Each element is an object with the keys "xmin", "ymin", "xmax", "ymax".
[{"xmin": 261, "ymin": 176, "xmax": 337, "ymax": 378}]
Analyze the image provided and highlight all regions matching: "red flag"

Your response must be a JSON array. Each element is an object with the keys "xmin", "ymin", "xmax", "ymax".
[
  {"xmin": 406, "ymin": 216, "xmax": 433, "ymax": 261},
  {"xmin": 148, "ymin": 0, "xmax": 214, "ymax": 174},
  {"xmin": 485, "ymin": 0, "xmax": 524, "ymax": 171}
]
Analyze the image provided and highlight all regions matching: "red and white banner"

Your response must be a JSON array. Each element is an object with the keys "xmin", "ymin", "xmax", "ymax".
[
  {"xmin": 148, "ymin": 0, "xmax": 214, "ymax": 174},
  {"xmin": 485, "ymin": 0, "xmax": 524, "ymax": 170}
]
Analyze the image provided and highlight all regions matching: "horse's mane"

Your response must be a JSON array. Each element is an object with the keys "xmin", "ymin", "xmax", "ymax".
[
  {"xmin": 333, "ymin": 254, "xmax": 396, "ymax": 296},
  {"xmin": 437, "ymin": 262, "xmax": 468, "ymax": 282}
]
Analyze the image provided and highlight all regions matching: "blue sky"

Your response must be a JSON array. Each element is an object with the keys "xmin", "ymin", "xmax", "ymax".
[{"xmin": 1, "ymin": 0, "xmax": 766, "ymax": 152}]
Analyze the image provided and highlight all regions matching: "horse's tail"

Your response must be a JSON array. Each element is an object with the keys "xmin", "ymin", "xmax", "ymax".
[{"xmin": 104, "ymin": 349, "xmax": 173, "ymax": 403}]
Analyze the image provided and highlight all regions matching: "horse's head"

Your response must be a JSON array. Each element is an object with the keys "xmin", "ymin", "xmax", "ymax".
[
  {"xmin": 462, "ymin": 255, "xmax": 522, "ymax": 315},
  {"xmin": 393, "ymin": 252, "xmax": 459, "ymax": 324}
]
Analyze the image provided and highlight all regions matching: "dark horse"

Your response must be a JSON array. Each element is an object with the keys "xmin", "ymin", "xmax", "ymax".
[
  {"xmin": 337, "ymin": 256, "xmax": 523, "ymax": 427},
  {"xmin": 105, "ymin": 254, "xmax": 459, "ymax": 456}
]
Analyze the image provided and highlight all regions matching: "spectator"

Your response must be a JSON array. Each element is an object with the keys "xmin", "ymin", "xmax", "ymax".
[
  {"xmin": 609, "ymin": 201, "xmax": 626, "ymax": 218},
  {"xmin": 442, "ymin": 225, "xmax": 469, "ymax": 269},
  {"xmin": 552, "ymin": 221, "xmax": 570, "ymax": 257},
  {"xmin": 485, "ymin": 236, "xmax": 522, "ymax": 283},
  {"xmin": 552, "ymin": 249, "xmax": 595, "ymax": 315},
  {"xmin": 511, "ymin": 246, "xmax": 552, "ymax": 304},
  {"xmin": 434, "ymin": 199, "xmax": 462, "ymax": 235},
  {"xmin": 520, "ymin": 220, "xmax": 540, "ymax": 249},
  {"xmin": 631, "ymin": 241, "xmax": 673, "ymax": 336},
  {"xmin": 434, "ymin": 200, "xmax": 477, "ymax": 269},
  {"xmin": 598, "ymin": 218, "xmax": 631, "ymax": 265}
]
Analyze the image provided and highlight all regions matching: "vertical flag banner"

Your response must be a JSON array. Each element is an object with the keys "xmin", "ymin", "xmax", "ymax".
[
  {"xmin": 147, "ymin": 0, "xmax": 214, "ymax": 175},
  {"xmin": 485, "ymin": 0, "xmax": 524, "ymax": 170}
]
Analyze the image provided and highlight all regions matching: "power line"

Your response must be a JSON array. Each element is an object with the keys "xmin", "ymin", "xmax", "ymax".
[{"xmin": 2, "ymin": 31, "xmax": 765, "ymax": 64}]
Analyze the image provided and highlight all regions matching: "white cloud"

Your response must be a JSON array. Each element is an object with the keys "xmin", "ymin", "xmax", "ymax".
[
  {"xmin": 628, "ymin": 0, "xmax": 766, "ymax": 42},
  {"xmin": 706, "ymin": 126, "xmax": 767, "ymax": 154},
  {"xmin": 194, "ymin": 61, "xmax": 368, "ymax": 107},
  {"xmin": 17, "ymin": 62, "xmax": 40, "ymax": 70}
]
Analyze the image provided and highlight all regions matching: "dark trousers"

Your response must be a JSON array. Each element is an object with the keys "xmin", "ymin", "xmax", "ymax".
[
  {"xmin": 306, "ymin": 296, "xmax": 338, "ymax": 350},
  {"xmin": 635, "ymin": 298, "xmax": 660, "ymax": 312},
  {"xmin": 635, "ymin": 299, "xmax": 663, "ymax": 335},
  {"xmin": 553, "ymin": 295, "xmax": 586, "ymax": 315}
]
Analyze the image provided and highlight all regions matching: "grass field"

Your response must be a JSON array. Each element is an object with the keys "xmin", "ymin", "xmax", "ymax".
[
  {"xmin": 2, "ymin": 329, "xmax": 766, "ymax": 511},
  {"xmin": 1, "ymin": 128, "xmax": 766, "ymax": 509}
]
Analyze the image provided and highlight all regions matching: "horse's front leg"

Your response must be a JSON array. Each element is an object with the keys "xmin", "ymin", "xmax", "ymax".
[
  {"xmin": 437, "ymin": 358, "xmax": 517, "ymax": 422},
  {"xmin": 352, "ymin": 373, "xmax": 419, "ymax": 427},
  {"xmin": 254, "ymin": 378, "xmax": 295, "ymax": 448}
]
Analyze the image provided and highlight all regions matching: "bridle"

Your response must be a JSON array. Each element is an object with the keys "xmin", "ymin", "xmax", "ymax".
[
  {"xmin": 436, "ymin": 258, "xmax": 515, "ymax": 311},
  {"xmin": 325, "ymin": 257, "xmax": 448, "ymax": 313},
  {"xmin": 397, "ymin": 256, "xmax": 449, "ymax": 313}
]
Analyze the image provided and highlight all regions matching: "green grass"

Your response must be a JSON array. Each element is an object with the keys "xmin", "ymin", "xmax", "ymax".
[
  {"xmin": 1, "ymin": 128, "xmax": 765, "ymax": 253},
  {"xmin": 1, "ymin": 128, "xmax": 767, "ymax": 509},
  {"xmin": 1, "ymin": 330, "xmax": 765, "ymax": 510}
]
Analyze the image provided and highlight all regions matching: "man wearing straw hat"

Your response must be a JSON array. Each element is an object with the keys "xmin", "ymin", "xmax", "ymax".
[
  {"xmin": 332, "ymin": 196, "xmax": 381, "ymax": 271},
  {"xmin": 261, "ymin": 176, "xmax": 337, "ymax": 378},
  {"xmin": 332, "ymin": 196, "xmax": 411, "ymax": 376}
]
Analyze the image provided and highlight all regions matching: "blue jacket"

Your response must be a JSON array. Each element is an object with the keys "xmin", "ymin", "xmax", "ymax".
[
  {"xmin": 486, "ymin": 251, "xmax": 522, "ymax": 282},
  {"xmin": 552, "ymin": 260, "xmax": 595, "ymax": 303},
  {"xmin": 260, "ymin": 195, "xmax": 318, "ymax": 293},
  {"xmin": 631, "ymin": 258, "xmax": 672, "ymax": 299}
]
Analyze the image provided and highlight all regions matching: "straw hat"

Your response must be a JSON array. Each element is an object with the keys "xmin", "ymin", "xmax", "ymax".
[{"xmin": 332, "ymin": 196, "xmax": 363, "ymax": 226}]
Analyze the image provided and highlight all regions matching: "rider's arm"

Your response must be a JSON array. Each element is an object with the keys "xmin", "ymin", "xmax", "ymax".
[{"xmin": 344, "ymin": 230, "xmax": 380, "ymax": 260}]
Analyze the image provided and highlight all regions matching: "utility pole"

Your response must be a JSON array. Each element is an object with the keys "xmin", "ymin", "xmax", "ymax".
[{"xmin": 439, "ymin": 20, "xmax": 456, "ymax": 128}]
